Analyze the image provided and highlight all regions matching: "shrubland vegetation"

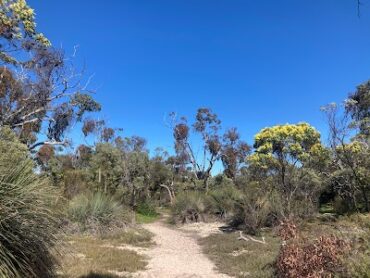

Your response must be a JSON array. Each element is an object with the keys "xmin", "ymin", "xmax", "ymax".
[{"xmin": 0, "ymin": 0, "xmax": 369, "ymax": 277}]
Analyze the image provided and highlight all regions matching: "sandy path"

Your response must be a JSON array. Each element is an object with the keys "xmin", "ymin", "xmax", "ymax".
[{"xmin": 135, "ymin": 220, "xmax": 230, "ymax": 278}]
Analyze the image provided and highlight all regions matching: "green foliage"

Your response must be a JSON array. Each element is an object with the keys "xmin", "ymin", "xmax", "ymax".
[
  {"xmin": 67, "ymin": 192, "xmax": 128, "ymax": 232},
  {"xmin": 208, "ymin": 184, "xmax": 240, "ymax": 219},
  {"xmin": 347, "ymin": 80, "xmax": 370, "ymax": 136},
  {"xmin": 247, "ymin": 123, "xmax": 328, "ymax": 219},
  {"xmin": 136, "ymin": 202, "xmax": 158, "ymax": 217},
  {"xmin": 1, "ymin": 0, "xmax": 100, "ymax": 147},
  {"xmin": 135, "ymin": 202, "xmax": 159, "ymax": 224},
  {"xmin": 90, "ymin": 143, "xmax": 124, "ymax": 193},
  {"xmin": 330, "ymin": 141, "xmax": 370, "ymax": 213},
  {"xmin": 136, "ymin": 213, "xmax": 159, "ymax": 224},
  {"xmin": 0, "ymin": 126, "xmax": 29, "ymax": 171},
  {"xmin": 0, "ymin": 161, "xmax": 59, "ymax": 278},
  {"xmin": 232, "ymin": 182, "xmax": 275, "ymax": 235},
  {"xmin": 0, "ymin": 127, "xmax": 59, "ymax": 277},
  {"xmin": 250, "ymin": 122, "xmax": 325, "ymax": 168},
  {"xmin": 170, "ymin": 191, "xmax": 210, "ymax": 223}
]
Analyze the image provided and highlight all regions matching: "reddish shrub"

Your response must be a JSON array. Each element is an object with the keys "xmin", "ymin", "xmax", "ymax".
[
  {"xmin": 276, "ymin": 234, "xmax": 349, "ymax": 278},
  {"xmin": 277, "ymin": 219, "xmax": 298, "ymax": 241}
]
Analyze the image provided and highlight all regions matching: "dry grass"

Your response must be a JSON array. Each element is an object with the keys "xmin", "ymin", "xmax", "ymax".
[
  {"xmin": 199, "ymin": 230, "xmax": 281, "ymax": 278},
  {"xmin": 57, "ymin": 228, "xmax": 153, "ymax": 278},
  {"xmin": 101, "ymin": 227, "xmax": 154, "ymax": 247}
]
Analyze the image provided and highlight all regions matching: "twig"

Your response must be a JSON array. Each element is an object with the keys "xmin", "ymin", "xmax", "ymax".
[{"xmin": 238, "ymin": 231, "xmax": 266, "ymax": 244}]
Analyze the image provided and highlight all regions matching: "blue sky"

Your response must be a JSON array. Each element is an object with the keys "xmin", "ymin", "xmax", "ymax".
[{"xmin": 29, "ymin": 0, "xmax": 370, "ymax": 157}]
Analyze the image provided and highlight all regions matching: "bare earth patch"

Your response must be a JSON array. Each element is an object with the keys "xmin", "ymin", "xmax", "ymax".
[{"xmin": 135, "ymin": 220, "xmax": 231, "ymax": 278}]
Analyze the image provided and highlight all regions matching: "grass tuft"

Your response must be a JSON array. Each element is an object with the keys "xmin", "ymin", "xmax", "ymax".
[{"xmin": 67, "ymin": 192, "xmax": 130, "ymax": 233}]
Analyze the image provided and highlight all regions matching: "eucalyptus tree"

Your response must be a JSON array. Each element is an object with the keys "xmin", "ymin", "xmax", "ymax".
[
  {"xmin": 171, "ymin": 108, "xmax": 221, "ymax": 191},
  {"xmin": 322, "ymin": 81, "xmax": 370, "ymax": 212},
  {"xmin": 221, "ymin": 127, "xmax": 250, "ymax": 180},
  {"xmin": 0, "ymin": 0, "xmax": 101, "ymax": 150}
]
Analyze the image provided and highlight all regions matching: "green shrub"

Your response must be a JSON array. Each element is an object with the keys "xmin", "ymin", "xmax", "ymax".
[
  {"xmin": 67, "ymin": 192, "xmax": 128, "ymax": 232},
  {"xmin": 231, "ymin": 183, "xmax": 274, "ymax": 235},
  {"xmin": 135, "ymin": 201, "xmax": 159, "ymax": 223},
  {"xmin": 170, "ymin": 191, "xmax": 210, "ymax": 223},
  {"xmin": 136, "ymin": 201, "xmax": 158, "ymax": 217},
  {"xmin": 68, "ymin": 194, "xmax": 90, "ymax": 223},
  {"xmin": 208, "ymin": 185, "xmax": 241, "ymax": 219},
  {"xmin": 0, "ymin": 126, "xmax": 29, "ymax": 172},
  {"xmin": 0, "ymin": 161, "xmax": 59, "ymax": 278}
]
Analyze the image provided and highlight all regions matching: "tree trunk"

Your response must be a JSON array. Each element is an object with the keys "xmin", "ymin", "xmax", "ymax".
[{"xmin": 160, "ymin": 183, "xmax": 175, "ymax": 204}]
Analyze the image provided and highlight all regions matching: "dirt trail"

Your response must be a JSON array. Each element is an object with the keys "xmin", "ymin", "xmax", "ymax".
[{"xmin": 135, "ymin": 220, "xmax": 230, "ymax": 278}]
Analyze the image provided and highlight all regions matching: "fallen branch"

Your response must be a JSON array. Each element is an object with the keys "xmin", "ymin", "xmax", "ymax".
[{"xmin": 238, "ymin": 231, "xmax": 266, "ymax": 244}]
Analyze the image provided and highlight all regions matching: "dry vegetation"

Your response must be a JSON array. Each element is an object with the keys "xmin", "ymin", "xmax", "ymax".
[
  {"xmin": 200, "ymin": 230, "xmax": 281, "ymax": 277},
  {"xmin": 57, "ymin": 228, "xmax": 153, "ymax": 278},
  {"xmin": 200, "ymin": 215, "xmax": 370, "ymax": 278}
]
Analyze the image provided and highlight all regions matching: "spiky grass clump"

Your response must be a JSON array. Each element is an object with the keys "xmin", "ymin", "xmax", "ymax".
[
  {"xmin": 170, "ymin": 191, "xmax": 210, "ymax": 223},
  {"xmin": 0, "ymin": 161, "xmax": 59, "ymax": 278},
  {"xmin": 67, "ymin": 192, "xmax": 128, "ymax": 232}
]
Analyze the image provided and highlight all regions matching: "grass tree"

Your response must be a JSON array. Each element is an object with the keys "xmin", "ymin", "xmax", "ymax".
[{"xmin": 0, "ymin": 127, "xmax": 59, "ymax": 278}]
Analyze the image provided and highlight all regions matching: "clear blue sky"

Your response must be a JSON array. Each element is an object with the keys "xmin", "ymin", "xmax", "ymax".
[{"xmin": 29, "ymin": 0, "xmax": 370, "ymax": 155}]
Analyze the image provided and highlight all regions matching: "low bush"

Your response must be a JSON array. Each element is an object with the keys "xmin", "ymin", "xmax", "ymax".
[
  {"xmin": 135, "ymin": 202, "xmax": 159, "ymax": 224},
  {"xmin": 67, "ymin": 192, "xmax": 129, "ymax": 233},
  {"xmin": 136, "ymin": 201, "xmax": 158, "ymax": 217},
  {"xmin": 275, "ymin": 235, "xmax": 349, "ymax": 277},
  {"xmin": 208, "ymin": 185, "xmax": 240, "ymax": 219},
  {"xmin": 0, "ymin": 161, "xmax": 60, "ymax": 278},
  {"xmin": 170, "ymin": 191, "xmax": 210, "ymax": 223},
  {"xmin": 275, "ymin": 219, "xmax": 352, "ymax": 278},
  {"xmin": 231, "ymin": 183, "xmax": 275, "ymax": 235}
]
